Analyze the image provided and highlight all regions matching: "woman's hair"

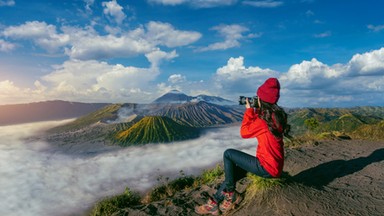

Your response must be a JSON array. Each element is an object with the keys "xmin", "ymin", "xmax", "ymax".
[{"xmin": 257, "ymin": 100, "xmax": 290, "ymax": 138}]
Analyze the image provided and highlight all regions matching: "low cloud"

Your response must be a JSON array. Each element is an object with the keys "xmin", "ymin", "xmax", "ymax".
[
  {"xmin": 40, "ymin": 59, "xmax": 165, "ymax": 103},
  {"xmin": 168, "ymin": 74, "xmax": 187, "ymax": 84},
  {"xmin": 213, "ymin": 56, "xmax": 279, "ymax": 95},
  {"xmin": 0, "ymin": 120, "xmax": 254, "ymax": 216},
  {"xmin": 211, "ymin": 47, "xmax": 384, "ymax": 107}
]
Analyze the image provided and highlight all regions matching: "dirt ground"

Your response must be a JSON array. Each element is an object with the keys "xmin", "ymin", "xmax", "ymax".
[
  {"xmin": 232, "ymin": 139, "xmax": 384, "ymax": 216},
  {"xmin": 94, "ymin": 139, "xmax": 384, "ymax": 216}
]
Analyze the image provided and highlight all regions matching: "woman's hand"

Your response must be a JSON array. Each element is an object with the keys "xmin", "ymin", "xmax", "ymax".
[{"xmin": 245, "ymin": 98, "xmax": 251, "ymax": 109}]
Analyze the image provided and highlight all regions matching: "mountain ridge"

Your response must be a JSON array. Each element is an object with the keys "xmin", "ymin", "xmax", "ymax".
[
  {"xmin": 0, "ymin": 100, "xmax": 110, "ymax": 126},
  {"xmin": 153, "ymin": 90, "xmax": 236, "ymax": 106}
]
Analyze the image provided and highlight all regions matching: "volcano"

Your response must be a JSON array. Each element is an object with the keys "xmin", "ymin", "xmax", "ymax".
[{"xmin": 112, "ymin": 116, "xmax": 199, "ymax": 146}]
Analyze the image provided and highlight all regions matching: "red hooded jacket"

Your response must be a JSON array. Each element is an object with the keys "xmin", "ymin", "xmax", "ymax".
[{"xmin": 240, "ymin": 108, "xmax": 284, "ymax": 177}]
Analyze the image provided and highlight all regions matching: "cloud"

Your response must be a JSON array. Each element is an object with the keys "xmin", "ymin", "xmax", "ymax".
[
  {"xmin": 145, "ymin": 48, "xmax": 179, "ymax": 68},
  {"xmin": 62, "ymin": 25, "xmax": 153, "ymax": 60},
  {"xmin": 84, "ymin": 0, "xmax": 95, "ymax": 12},
  {"xmin": 367, "ymin": 24, "xmax": 384, "ymax": 32},
  {"xmin": 2, "ymin": 21, "xmax": 70, "ymax": 52},
  {"xmin": 0, "ymin": 39, "xmax": 16, "ymax": 52},
  {"xmin": 280, "ymin": 58, "xmax": 344, "ymax": 89},
  {"xmin": 314, "ymin": 31, "xmax": 331, "ymax": 38},
  {"xmin": 347, "ymin": 47, "xmax": 384, "ymax": 76},
  {"xmin": 0, "ymin": 80, "xmax": 46, "ymax": 105},
  {"xmin": 213, "ymin": 56, "xmax": 279, "ymax": 94},
  {"xmin": 168, "ymin": 74, "xmax": 187, "ymax": 84},
  {"xmin": 2, "ymin": 20, "xmax": 201, "ymax": 60},
  {"xmin": 197, "ymin": 24, "xmax": 256, "ymax": 52},
  {"xmin": 145, "ymin": 21, "xmax": 202, "ymax": 48},
  {"xmin": 278, "ymin": 48, "xmax": 384, "ymax": 107},
  {"xmin": 210, "ymin": 47, "xmax": 384, "ymax": 107},
  {"xmin": 40, "ymin": 59, "xmax": 164, "ymax": 103},
  {"xmin": 147, "ymin": 0, "xmax": 237, "ymax": 8},
  {"xmin": 2, "ymin": 46, "xmax": 384, "ymax": 107},
  {"xmin": 242, "ymin": 0, "xmax": 283, "ymax": 8},
  {"xmin": 102, "ymin": 0, "xmax": 126, "ymax": 24},
  {"xmin": 0, "ymin": 120, "xmax": 254, "ymax": 216},
  {"xmin": 1, "ymin": 50, "xmax": 174, "ymax": 104},
  {"xmin": 0, "ymin": 0, "xmax": 14, "ymax": 6}
]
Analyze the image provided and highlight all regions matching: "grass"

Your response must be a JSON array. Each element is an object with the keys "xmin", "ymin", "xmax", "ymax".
[
  {"xmin": 194, "ymin": 164, "xmax": 224, "ymax": 185},
  {"xmin": 143, "ymin": 166, "xmax": 224, "ymax": 203},
  {"xmin": 90, "ymin": 187, "xmax": 141, "ymax": 216},
  {"xmin": 142, "ymin": 173, "xmax": 195, "ymax": 203},
  {"xmin": 247, "ymin": 173, "xmax": 289, "ymax": 190},
  {"xmin": 244, "ymin": 172, "xmax": 291, "ymax": 201},
  {"xmin": 90, "ymin": 166, "xmax": 225, "ymax": 215}
]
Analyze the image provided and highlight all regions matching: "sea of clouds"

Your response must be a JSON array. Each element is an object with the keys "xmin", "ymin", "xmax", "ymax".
[{"xmin": 0, "ymin": 120, "xmax": 256, "ymax": 216}]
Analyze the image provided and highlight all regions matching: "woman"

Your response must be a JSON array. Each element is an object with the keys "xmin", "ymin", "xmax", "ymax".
[{"xmin": 195, "ymin": 77, "xmax": 290, "ymax": 215}]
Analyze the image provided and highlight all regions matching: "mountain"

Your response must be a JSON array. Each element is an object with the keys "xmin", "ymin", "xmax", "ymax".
[
  {"xmin": 287, "ymin": 106, "xmax": 384, "ymax": 136},
  {"xmin": 153, "ymin": 90, "xmax": 193, "ymax": 104},
  {"xmin": 48, "ymin": 103, "xmax": 130, "ymax": 133},
  {"xmin": 146, "ymin": 101, "xmax": 243, "ymax": 127},
  {"xmin": 0, "ymin": 100, "xmax": 110, "ymax": 126},
  {"xmin": 194, "ymin": 94, "xmax": 237, "ymax": 106},
  {"xmin": 153, "ymin": 90, "xmax": 236, "ymax": 106},
  {"xmin": 111, "ymin": 116, "xmax": 199, "ymax": 146},
  {"xmin": 46, "ymin": 101, "xmax": 242, "ymax": 147}
]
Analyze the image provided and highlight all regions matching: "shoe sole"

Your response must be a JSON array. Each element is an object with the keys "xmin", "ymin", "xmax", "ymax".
[
  {"xmin": 220, "ymin": 193, "xmax": 243, "ymax": 214},
  {"xmin": 195, "ymin": 206, "xmax": 220, "ymax": 215}
]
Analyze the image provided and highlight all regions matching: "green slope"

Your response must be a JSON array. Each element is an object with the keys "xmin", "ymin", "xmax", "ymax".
[
  {"xmin": 48, "ymin": 104, "xmax": 125, "ymax": 133},
  {"xmin": 351, "ymin": 120, "xmax": 384, "ymax": 140},
  {"xmin": 287, "ymin": 107, "xmax": 384, "ymax": 135},
  {"xmin": 322, "ymin": 114, "xmax": 365, "ymax": 133},
  {"xmin": 112, "ymin": 116, "xmax": 199, "ymax": 146}
]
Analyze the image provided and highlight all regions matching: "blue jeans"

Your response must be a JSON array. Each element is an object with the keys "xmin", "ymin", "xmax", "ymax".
[{"xmin": 213, "ymin": 148, "xmax": 272, "ymax": 203}]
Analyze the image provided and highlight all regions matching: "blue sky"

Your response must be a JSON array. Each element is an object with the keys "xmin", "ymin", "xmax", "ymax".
[{"xmin": 0, "ymin": 0, "xmax": 383, "ymax": 107}]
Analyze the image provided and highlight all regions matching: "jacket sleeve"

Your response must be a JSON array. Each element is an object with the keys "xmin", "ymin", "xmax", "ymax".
[{"xmin": 240, "ymin": 108, "xmax": 267, "ymax": 138}]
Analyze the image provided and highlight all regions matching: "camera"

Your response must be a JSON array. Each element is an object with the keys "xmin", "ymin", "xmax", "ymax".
[{"xmin": 239, "ymin": 96, "xmax": 259, "ymax": 108}]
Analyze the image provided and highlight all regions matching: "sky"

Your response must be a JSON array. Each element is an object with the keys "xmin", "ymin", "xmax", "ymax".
[{"xmin": 0, "ymin": 0, "xmax": 383, "ymax": 107}]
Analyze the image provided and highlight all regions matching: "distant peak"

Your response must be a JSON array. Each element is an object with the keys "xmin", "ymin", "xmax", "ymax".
[{"xmin": 168, "ymin": 89, "xmax": 184, "ymax": 94}]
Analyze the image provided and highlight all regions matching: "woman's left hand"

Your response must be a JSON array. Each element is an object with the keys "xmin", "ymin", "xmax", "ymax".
[{"xmin": 245, "ymin": 98, "xmax": 251, "ymax": 109}]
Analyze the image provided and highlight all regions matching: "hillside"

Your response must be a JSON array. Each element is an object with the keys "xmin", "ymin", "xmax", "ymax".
[
  {"xmin": 0, "ymin": 100, "xmax": 110, "ymax": 126},
  {"xmin": 287, "ymin": 106, "xmax": 384, "ymax": 137},
  {"xmin": 48, "ymin": 103, "xmax": 130, "ymax": 133},
  {"xmin": 112, "ymin": 116, "xmax": 199, "ymax": 146},
  {"xmin": 351, "ymin": 120, "xmax": 384, "ymax": 140}
]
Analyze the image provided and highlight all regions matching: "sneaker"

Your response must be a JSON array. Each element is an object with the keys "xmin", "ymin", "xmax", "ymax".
[
  {"xmin": 219, "ymin": 191, "xmax": 242, "ymax": 213},
  {"xmin": 195, "ymin": 197, "xmax": 219, "ymax": 215}
]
